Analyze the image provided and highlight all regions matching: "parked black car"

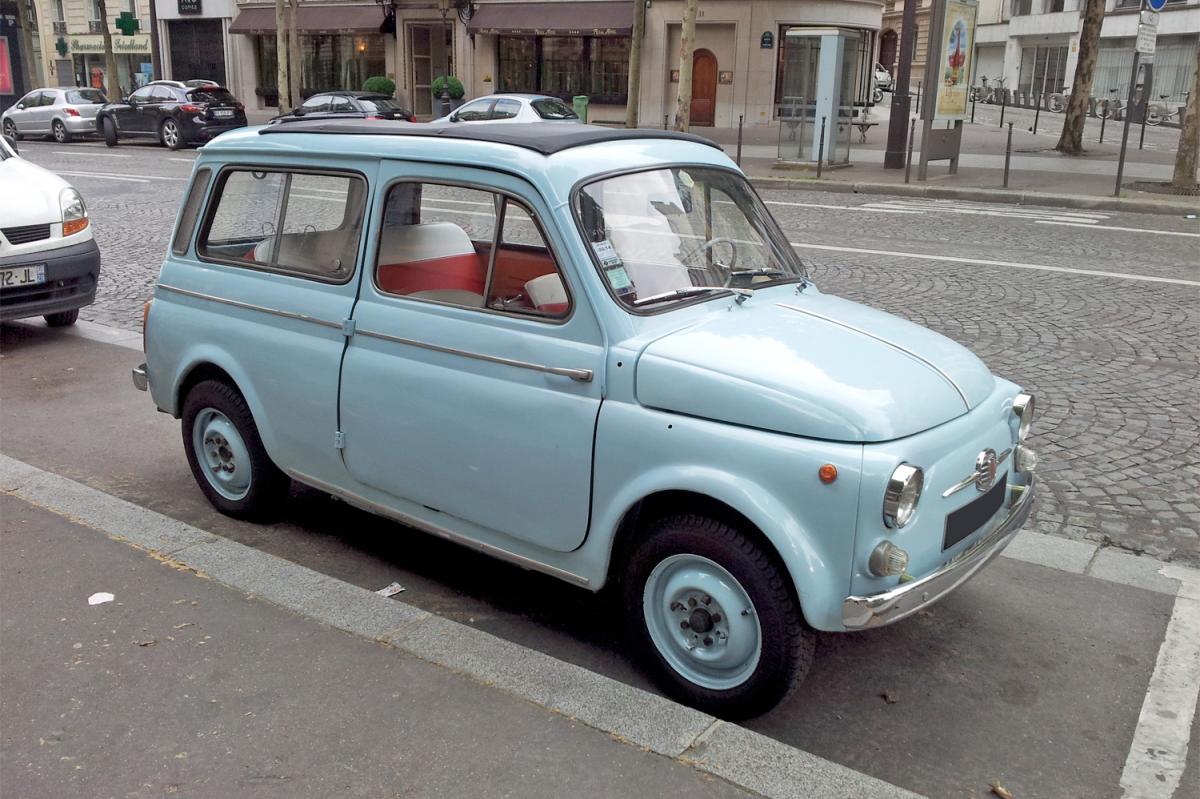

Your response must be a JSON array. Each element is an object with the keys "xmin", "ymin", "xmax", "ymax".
[
  {"xmin": 268, "ymin": 92, "xmax": 413, "ymax": 125},
  {"xmin": 96, "ymin": 80, "xmax": 248, "ymax": 150}
]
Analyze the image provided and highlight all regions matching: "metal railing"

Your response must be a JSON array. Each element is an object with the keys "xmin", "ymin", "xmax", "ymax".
[
  {"xmin": 52, "ymin": 21, "xmax": 67, "ymax": 34},
  {"xmin": 88, "ymin": 20, "xmax": 105, "ymax": 34}
]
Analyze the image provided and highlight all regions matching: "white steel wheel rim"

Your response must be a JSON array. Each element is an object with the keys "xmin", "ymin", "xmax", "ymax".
[
  {"xmin": 192, "ymin": 408, "xmax": 252, "ymax": 501},
  {"xmin": 163, "ymin": 121, "xmax": 179, "ymax": 147},
  {"xmin": 642, "ymin": 554, "xmax": 762, "ymax": 691},
  {"xmin": 53, "ymin": 122, "xmax": 66, "ymax": 141}
]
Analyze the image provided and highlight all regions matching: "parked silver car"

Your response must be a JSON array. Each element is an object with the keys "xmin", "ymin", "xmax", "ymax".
[
  {"xmin": 2, "ymin": 87, "xmax": 108, "ymax": 143},
  {"xmin": 434, "ymin": 94, "xmax": 581, "ymax": 124}
]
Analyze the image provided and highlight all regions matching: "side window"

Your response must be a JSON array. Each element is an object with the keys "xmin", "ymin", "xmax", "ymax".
[
  {"xmin": 491, "ymin": 99, "xmax": 521, "ymax": 120},
  {"xmin": 152, "ymin": 86, "xmax": 177, "ymax": 102},
  {"xmin": 199, "ymin": 169, "xmax": 365, "ymax": 282},
  {"xmin": 301, "ymin": 95, "xmax": 329, "ymax": 113},
  {"xmin": 34, "ymin": 91, "xmax": 53, "ymax": 107},
  {"xmin": 129, "ymin": 86, "xmax": 155, "ymax": 103},
  {"xmin": 329, "ymin": 96, "xmax": 354, "ymax": 113},
  {"xmin": 375, "ymin": 182, "xmax": 569, "ymax": 319},
  {"xmin": 171, "ymin": 167, "xmax": 211, "ymax": 255},
  {"xmin": 455, "ymin": 100, "xmax": 493, "ymax": 121}
]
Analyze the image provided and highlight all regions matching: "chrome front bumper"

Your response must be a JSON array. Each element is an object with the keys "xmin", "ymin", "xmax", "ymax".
[
  {"xmin": 842, "ymin": 477, "xmax": 1036, "ymax": 630},
  {"xmin": 131, "ymin": 362, "xmax": 148, "ymax": 391}
]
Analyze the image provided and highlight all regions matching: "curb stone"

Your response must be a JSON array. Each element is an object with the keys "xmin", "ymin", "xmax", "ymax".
[{"xmin": 748, "ymin": 177, "xmax": 1200, "ymax": 216}]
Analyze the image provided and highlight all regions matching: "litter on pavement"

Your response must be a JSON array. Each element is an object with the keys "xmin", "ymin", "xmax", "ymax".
[
  {"xmin": 374, "ymin": 582, "xmax": 405, "ymax": 598},
  {"xmin": 87, "ymin": 592, "xmax": 114, "ymax": 605}
]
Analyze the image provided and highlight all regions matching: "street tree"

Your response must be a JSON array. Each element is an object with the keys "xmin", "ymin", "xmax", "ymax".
[
  {"xmin": 625, "ymin": 0, "xmax": 646, "ymax": 128},
  {"xmin": 288, "ymin": 0, "xmax": 301, "ymax": 109},
  {"xmin": 275, "ymin": 0, "xmax": 289, "ymax": 111},
  {"xmin": 18, "ymin": 0, "xmax": 39, "ymax": 91},
  {"xmin": 95, "ymin": 0, "xmax": 121, "ymax": 100},
  {"xmin": 1055, "ymin": 0, "xmax": 1105, "ymax": 155},
  {"xmin": 1172, "ymin": 46, "xmax": 1200, "ymax": 190},
  {"xmin": 673, "ymin": 0, "xmax": 698, "ymax": 132}
]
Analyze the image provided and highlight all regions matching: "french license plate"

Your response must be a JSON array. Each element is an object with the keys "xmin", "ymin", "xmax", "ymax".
[
  {"xmin": 943, "ymin": 474, "xmax": 1007, "ymax": 551},
  {"xmin": 213, "ymin": 109, "xmax": 234, "ymax": 118},
  {"xmin": 0, "ymin": 264, "xmax": 46, "ymax": 289}
]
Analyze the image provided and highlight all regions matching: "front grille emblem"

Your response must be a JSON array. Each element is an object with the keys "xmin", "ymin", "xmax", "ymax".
[{"xmin": 975, "ymin": 448, "xmax": 998, "ymax": 492}]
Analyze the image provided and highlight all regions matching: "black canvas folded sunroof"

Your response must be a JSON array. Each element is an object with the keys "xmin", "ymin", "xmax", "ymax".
[{"xmin": 258, "ymin": 120, "xmax": 722, "ymax": 156}]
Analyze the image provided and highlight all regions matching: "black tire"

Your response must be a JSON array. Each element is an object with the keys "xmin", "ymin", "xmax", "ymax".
[
  {"xmin": 160, "ymin": 118, "xmax": 184, "ymax": 150},
  {"xmin": 3, "ymin": 119, "xmax": 20, "ymax": 141},
  {"xmin": 52, "ymin": 119, "xmax": 71, "ymax": 143},
  {"xmin": 181, "ymin": 379, "xmax": 289, "ymax": 519},
  {"xmin": 44, "ymin": 309, "xmax": 79, "ymax": 327},
  {"xmin": 102, "ymin": 116, "xmax": 118, "ymax": 147},
  {"xmin": 622, "ymin": 513, "xmax": 815, "ymax": 719}
]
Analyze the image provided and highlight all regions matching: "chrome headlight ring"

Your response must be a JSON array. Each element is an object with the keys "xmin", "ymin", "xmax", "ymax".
[
  {"xmin": 883, "ymin": 463, "xmax": 924, "ymax": 529},
  {"xmin": 1012, "ymin": 393, "xmax": 1035, "ymax": 442}
]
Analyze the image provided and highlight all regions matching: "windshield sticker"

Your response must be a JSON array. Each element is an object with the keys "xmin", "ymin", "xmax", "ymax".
[
  {"xmin": 606, "ymin": 266, "xmax": 633, "ymax": 291},
  {"xmin": 592, "ymin": 239, "xmax": 623, "ymax": 268}
]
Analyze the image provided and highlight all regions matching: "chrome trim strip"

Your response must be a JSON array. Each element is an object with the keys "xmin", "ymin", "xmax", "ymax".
[
  {"xmin": 843, "ymin": 476, "xmax": 1035, "ymax": 630},
  {"xmin": 157, "ymin": 284, "xmax": 342, "ymax": 330},
  {"xmin": 356, "ymin": 327, "xmax": 594, "ymax": 383},
  {"xmin": 131, "ymin": 363, "xmax": 148, "ymax": 392},
  {"xmin": 776, "ymin": 303, "xmax": 971, "ymax": 409},
  {"xmin": 942, "ymin": 448, "xmax": 1011, "ymax": 497},
  {"xmin": 287, "ymin": 469, "xmax": 591, "ymax": 588}
]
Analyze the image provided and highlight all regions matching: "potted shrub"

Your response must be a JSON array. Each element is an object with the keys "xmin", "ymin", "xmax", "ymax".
[
  {"xmin": 363, "ymin": 76, "xmax": 396, "ymax": 96},
  {"xmin": 431, "ymin": 75, "xmax": 466, "ymax": 113}
]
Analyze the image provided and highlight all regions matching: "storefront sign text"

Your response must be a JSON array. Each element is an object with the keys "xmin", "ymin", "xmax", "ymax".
[
  {"xmin": 69, "ymin": 34, "xmax": 152, "ymax": 54},
  {"xmin": 474, "ymin": 27, "xmax": 623, "ymax": 36},
  {"xmin": 178, "ymin": 0, "xmax": 202, "ymax": 15}
]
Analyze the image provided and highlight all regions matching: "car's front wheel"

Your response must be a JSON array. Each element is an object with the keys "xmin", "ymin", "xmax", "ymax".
[
  {"xmin": 52, "ymin": 120, "xmax": 71, "ymax": 143},
  {"xmin": 182, "ymin": 380, "xmax": 289, "ymax": 518},
  {"xmin": 3, "ymin": 119, "xmax": 19, "ymax": 141},
  {"xmin": 44, "ymin": 309, "xmax": 79, "ymax": 327},
  {"xmin": 101, "ymin": 117, "xmax": 118, "ymax": 147},
  {"xmin": 160, "ymin": 118, "xmax": 184, "ymax": 150},
  {"xmin": 623, "ymin": 513, "xmax": 815, "ymax": 719}
]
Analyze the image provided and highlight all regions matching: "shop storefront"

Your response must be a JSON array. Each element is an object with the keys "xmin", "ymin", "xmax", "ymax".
[
  {"xmin": 69, "ymin": 34, "xmax": 153, "ymax": 96},
  {"xmin": 155, "ymin": 0, "xmax": 238, "ymax": 89}
]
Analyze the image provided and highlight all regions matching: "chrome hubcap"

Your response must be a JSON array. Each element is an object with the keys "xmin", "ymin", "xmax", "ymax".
[
  {"xmin": 54, "ymin": 124, "xmax": 65, "ymax": 141},
  {"xmin": 191, "ymin": 409, "xmax": 251, "ymax": 500},
  {"xmin": 643, "ymin": 554, "xmax": 761, "ymax": 690},
  {"xmin": 163, "ymin": 122, "xmax": 178, "ymax": 146}
]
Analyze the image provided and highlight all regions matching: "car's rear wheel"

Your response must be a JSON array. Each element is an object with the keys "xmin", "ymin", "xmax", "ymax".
[
  {"xmin": 160, "ymin": 118, "xmax": 184, "ymax": 150},
  {"xmin": 623, "ymin": 513, "xmax": 815, "ymax": 719},
  {"xmin": 44, "ymin": 309, "xmax": 79, "ymax": 327},
  {"xmin": 102, "ymin": 117, "xmax": 118, "ymax": 147},
  {"xmin": 182, "ymin": 380, "xmax": 289, "ymax": 519},
  {"xmin": 52, "ymin": 120, "xmax": 71, "ymax": 143}
]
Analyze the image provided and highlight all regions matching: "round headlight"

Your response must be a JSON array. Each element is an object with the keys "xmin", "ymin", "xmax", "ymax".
[
  {"xmin": 1012, "ymin": 393, "xmax": 1035, "ymax": 441},
  {"xmin": 883, "ymin": 463, "xmax": 924, "ymax": 529}
]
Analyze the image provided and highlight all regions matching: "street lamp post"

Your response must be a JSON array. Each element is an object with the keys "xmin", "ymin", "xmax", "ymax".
[
  {"xmin": 438, "ymin": 0, "xmax": 452, "ymax": 116},
  {"xmin": 373, "ymin": 0, "xmax": 399, "ymax": 100}
]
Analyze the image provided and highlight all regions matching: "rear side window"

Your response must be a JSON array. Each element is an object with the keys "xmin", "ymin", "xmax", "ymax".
[
  {"xmin": 531, "ymin": 98, "xmax": 577, "ymax": 120},
  {"xmin": 188, "ymin": 87, "xmax": 237, "ymax": 105},
  {"xmin": 172, "ymin": 167, "xmax": 212, "ymax": 255},
  {"xmin": 491, "ymin": 99, "xmax": 521, "ymax": 120},
  {"xmin": 198, "ymin": 169, "xmax": 366, "ymax": 283},
  {"xmin": 67, "ymin": 89, "xmax": 107, "ymax": 104}
]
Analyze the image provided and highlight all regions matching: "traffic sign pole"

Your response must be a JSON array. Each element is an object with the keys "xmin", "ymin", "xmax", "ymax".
[
  {"xmin": 1114, "ymin": 50, "xmax": 1141, "ymax": 197},
  {"xmin": 1115, "ymin": 0, "xmax": 1159, "ymax": 197}
]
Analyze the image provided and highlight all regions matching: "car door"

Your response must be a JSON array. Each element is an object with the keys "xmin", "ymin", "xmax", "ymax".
[
  {"xmin": 119, "ymin": 86, "xmax": 155, "ymax": 133},
  {"xmin": 339, "ymin": 164, "xmax": 605, "ymax": 552},
  {"xmin": 29, "ymin": 91, "xmax": 55, "ymax": 134},
  {"xmin": 142, "ymin": 86, "xmax": 177, "ymax": 134},
  {"xmin": 7, "ymin": 92, "xmax": 39, "ymax": 134}
]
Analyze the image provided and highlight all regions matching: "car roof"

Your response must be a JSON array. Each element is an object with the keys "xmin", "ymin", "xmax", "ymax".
[{"xmin": 257, "ymin": 120, "xmax": 719, "ymax": 156}]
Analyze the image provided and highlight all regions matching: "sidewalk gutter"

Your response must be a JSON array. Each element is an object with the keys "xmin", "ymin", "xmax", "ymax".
[{"xmin": 748, "ymin": 176, "xmax": 1200, "ymax": 216}]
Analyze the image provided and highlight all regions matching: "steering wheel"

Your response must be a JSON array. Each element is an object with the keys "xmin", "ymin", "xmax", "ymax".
[{"xmin": 680, "ymin": 236, "xmax": 740, "ymax": 274}]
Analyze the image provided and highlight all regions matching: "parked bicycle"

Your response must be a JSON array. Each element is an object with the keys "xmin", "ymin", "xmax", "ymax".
[
  {"xmin": 972, "ymin": 75, "xmax": 1007, "ymax": 104},
  {"xmin": 1145, "ymin": 92, "xmax": 1190, "ymax": 126},
  {"xmin": 1046, "ymin": 86, "xmax": 1070, "ymax": 113},
  {"xmin": 1096, "ymin": 88, "xmax": 1123, "ymax": 120}
]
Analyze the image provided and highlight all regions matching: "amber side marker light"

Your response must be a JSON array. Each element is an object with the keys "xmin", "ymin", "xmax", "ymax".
[
  {"xmin": 142, "ymin": 299, "xmax": 153, "ymax": 352},
  {"xmin": 63, "ymin": 217, "xmax": 89, "ymax": 236},
  {"xmin": 818, "ymin": 464, "xmax": 838, "ymax": 484}
]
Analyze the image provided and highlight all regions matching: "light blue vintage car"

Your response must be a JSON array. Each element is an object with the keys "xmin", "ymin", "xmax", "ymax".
[{"xmin": 134, "ymin": 121, "xmax": 1036, "ymax": 718}]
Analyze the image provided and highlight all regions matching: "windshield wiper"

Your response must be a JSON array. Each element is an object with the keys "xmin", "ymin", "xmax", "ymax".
[
  {"xmin": 632, "ymin": 286, "xmax": 750, "ymax": 307},
  {"xmin": 728, "ymin": 268, "xmax": 789, "ymax": 279}
]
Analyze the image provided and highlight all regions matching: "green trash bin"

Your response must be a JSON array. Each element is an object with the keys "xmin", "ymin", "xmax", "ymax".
[{"xmin": 572, "ymin": 95, "xmax": 588, "ymax": 123}]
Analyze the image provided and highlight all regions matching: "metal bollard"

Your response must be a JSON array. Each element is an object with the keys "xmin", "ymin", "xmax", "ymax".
[
  {"xmin": 1003, "ymin": 122, "xmax": 1014, "ymax": 189},
  {"xmin": 1139, "ymin": 106, "xmax": 1148, "ymax": 150},
  {"xmin": 816, "ymin": 116, "xmax": 827, "ymax": 179},
  {"xmin": 736, "ymin": 114, "xmax": 744, "ymax": 166},
  {"xmin": 1099, "ymin": 108, "xmax": 1107, "ymax": 144},
  {"xmin": 915, "ymin": 81, "xmax": 922, "ymax": 111},
  {"xmin": 999, "ymin": 91, "xmax": 1007, "ymax": 128},
  {"xmin": 971, "ymin": 94, "xmax": 976, "ymax": 124},
  {"xmin": 1033, "ymin": 94, "xmax": 1041, "ymax": 135},
  {"xmin": 664, "ymin": 114, "xmax": 669, "ymax": 131},
  {"xmin": 904, "ymin": 117, "xmax": 916, "ymax": 184}
]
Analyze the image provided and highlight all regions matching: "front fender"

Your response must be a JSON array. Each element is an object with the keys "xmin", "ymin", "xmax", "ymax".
[{"xmin": 589, "ymin": 401, "xmax": 864, "ymax": 631}]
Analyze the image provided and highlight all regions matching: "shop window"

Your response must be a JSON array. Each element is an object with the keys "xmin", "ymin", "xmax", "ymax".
[{"xmin": 497, "ymin": 35, "xmax": 629, "ymax": 103}]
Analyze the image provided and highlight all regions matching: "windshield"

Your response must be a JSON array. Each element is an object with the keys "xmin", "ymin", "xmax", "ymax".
[
  {"xmin": 187, "ymin": 87, "xmax": 237, "ymax": 104},
  {"xmin": 532, "ymin": 98, "xmax": 577, "ymax": 120},
  {"xmin": 574, "ymin": 167, "xmax": 806, "ymax": 309},
  {"xmin": 67, "ymin": 89, "xmax": 107, "ymax": 104}
]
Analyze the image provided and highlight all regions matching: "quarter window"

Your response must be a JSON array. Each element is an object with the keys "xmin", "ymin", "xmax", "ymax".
[
  {"xmin": 172, "ymin": 167, "xmax": 212, "ymax": 255},
  {"xmin": 199, "ymin": 169, "xmax": 366, "ymax": 282},
  {"xmin": 376, "ymin": 182, "xmax": 570, "ymax": 318}
]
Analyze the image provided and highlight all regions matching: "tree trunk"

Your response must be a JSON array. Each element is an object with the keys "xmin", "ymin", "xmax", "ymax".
[
  {"xmin": 1171, "ymin": 46, "xmax": 1200, "ymax": 190},
  {"xmin": 1055, "ymin": 0, "xmax": 1105, "ymax": 155},
  {"xmin": 275, "ymin": 0, "xmax": 288, "ymax": 110},
  {"xmin": 96, "ymin": 0, "xmax": 121, "ymax": 99},
  {"xmin": 18, "ymin": 0, "xmax": 39, "ymax": 91},
  {"xmin": 673, "ymin": 0, "xmax": 698, "ymax": 132},
  {"xmin": 288, "ymin": 0, "xmax": 301, "ymax": 106},
  {"xmin": 625, "ymin": 0, "xmax": 645, "ymax": 128}
]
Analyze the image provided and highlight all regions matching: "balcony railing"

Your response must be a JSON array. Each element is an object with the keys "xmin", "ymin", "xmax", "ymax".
[
  {"xmin": 88, "ymin": 20, "xmax": 105, "ymax": 34},
  {"xmin": 52, "ymin": 21, "xmax": 67, "ymax": 35}
]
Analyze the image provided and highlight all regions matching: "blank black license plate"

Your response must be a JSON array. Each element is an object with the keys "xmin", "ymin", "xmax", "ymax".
[{"xmin": 943, "ymin": 474, "xmax": 1007, "ymax": 551}]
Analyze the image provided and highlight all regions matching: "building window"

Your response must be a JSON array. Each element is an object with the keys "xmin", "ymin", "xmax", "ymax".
[
  {"xmin": 1018, "ymin": 44, "xmax": 1068, "ymax": 97},
  {"xmin": 1011, "ymin": 0, "xmax": 1032, "ymax": 15},
  {"xmin": 1047, "ymin": 0, "xmax": 1064, "ymax": 12},
  {"xmin": 497, "ymin": 36, "xmax": 629, "ymax": 103}
]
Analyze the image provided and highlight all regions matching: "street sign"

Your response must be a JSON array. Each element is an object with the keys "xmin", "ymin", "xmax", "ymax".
[
  {"xmin": 1145, "ymin": 0, "xmax": 1166, "ymax": 11},
  {"xmin": 1136, "ymin": 22, "xmax": 1157, "ymax": 56}
]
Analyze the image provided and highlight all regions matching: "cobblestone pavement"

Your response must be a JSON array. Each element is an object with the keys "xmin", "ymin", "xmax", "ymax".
[{"xmin": 9, "ymin": 139, "xmax": 1199, "ymax": 565}]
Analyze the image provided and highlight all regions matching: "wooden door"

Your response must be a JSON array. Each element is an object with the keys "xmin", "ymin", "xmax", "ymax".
[{"xmin": 691, "ymin": 49, "xmax": 717, "ymax": 127}]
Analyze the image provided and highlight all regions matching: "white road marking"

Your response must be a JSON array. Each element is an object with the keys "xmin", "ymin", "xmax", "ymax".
[
  {"xmin": 764, "ymin": 200, "xmax": 924, "ymax": 215},
  {"xmin": 1035, "ymin": 220, "xmax": 1200, "ymax": 238},
  {"xmin": 790, "ymin": 242, "xmax": 1200, "ymax": 287},
  {"xmin": 863, "ymin": 201, "xmax": 1106, "ymax": 224},
  {"xmin": 1118, "ymin": 567, "xmax": 1200, "ymax": 799},
  {"xmin": 52, "ymin": 150, "xmax": 130, "ymax": 158},
  {"xmin": 54, "ymin": 170, "xmax": 186, "ymax": 182},
  {"xmin": 168, "ymin": 157, "xmax": 195, "ymax": 163}
]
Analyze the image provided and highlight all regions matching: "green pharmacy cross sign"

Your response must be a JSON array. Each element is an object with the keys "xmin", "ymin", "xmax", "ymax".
[
  {"xmin": 55, "ymin": 36, "xmax": 69, "ymax": 57},
  {"xmin": 116, "ymin": 11, "xmax": 140, "ymax": 36}
]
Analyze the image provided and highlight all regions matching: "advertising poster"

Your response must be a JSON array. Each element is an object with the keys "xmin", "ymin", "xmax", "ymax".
[
  {"xmin": 935, "ymin": 0, "xmax": 978, "ymax": 120},
  {"xmin": 0, "ymin": 39, "xmax": 14, "ymax": 96}
]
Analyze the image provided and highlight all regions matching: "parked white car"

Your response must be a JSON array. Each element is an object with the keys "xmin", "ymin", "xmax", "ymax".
[
  {"xmin": 2, "ymin": 87, "xmax": 108, "ymax": 143},
  {"xmin": 434, "ymin": 94, "xmax": 582, "ymax": 124},
  {"xmin": 0, "ymin": 135, "xmax": 100, "ymax": 326}
]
